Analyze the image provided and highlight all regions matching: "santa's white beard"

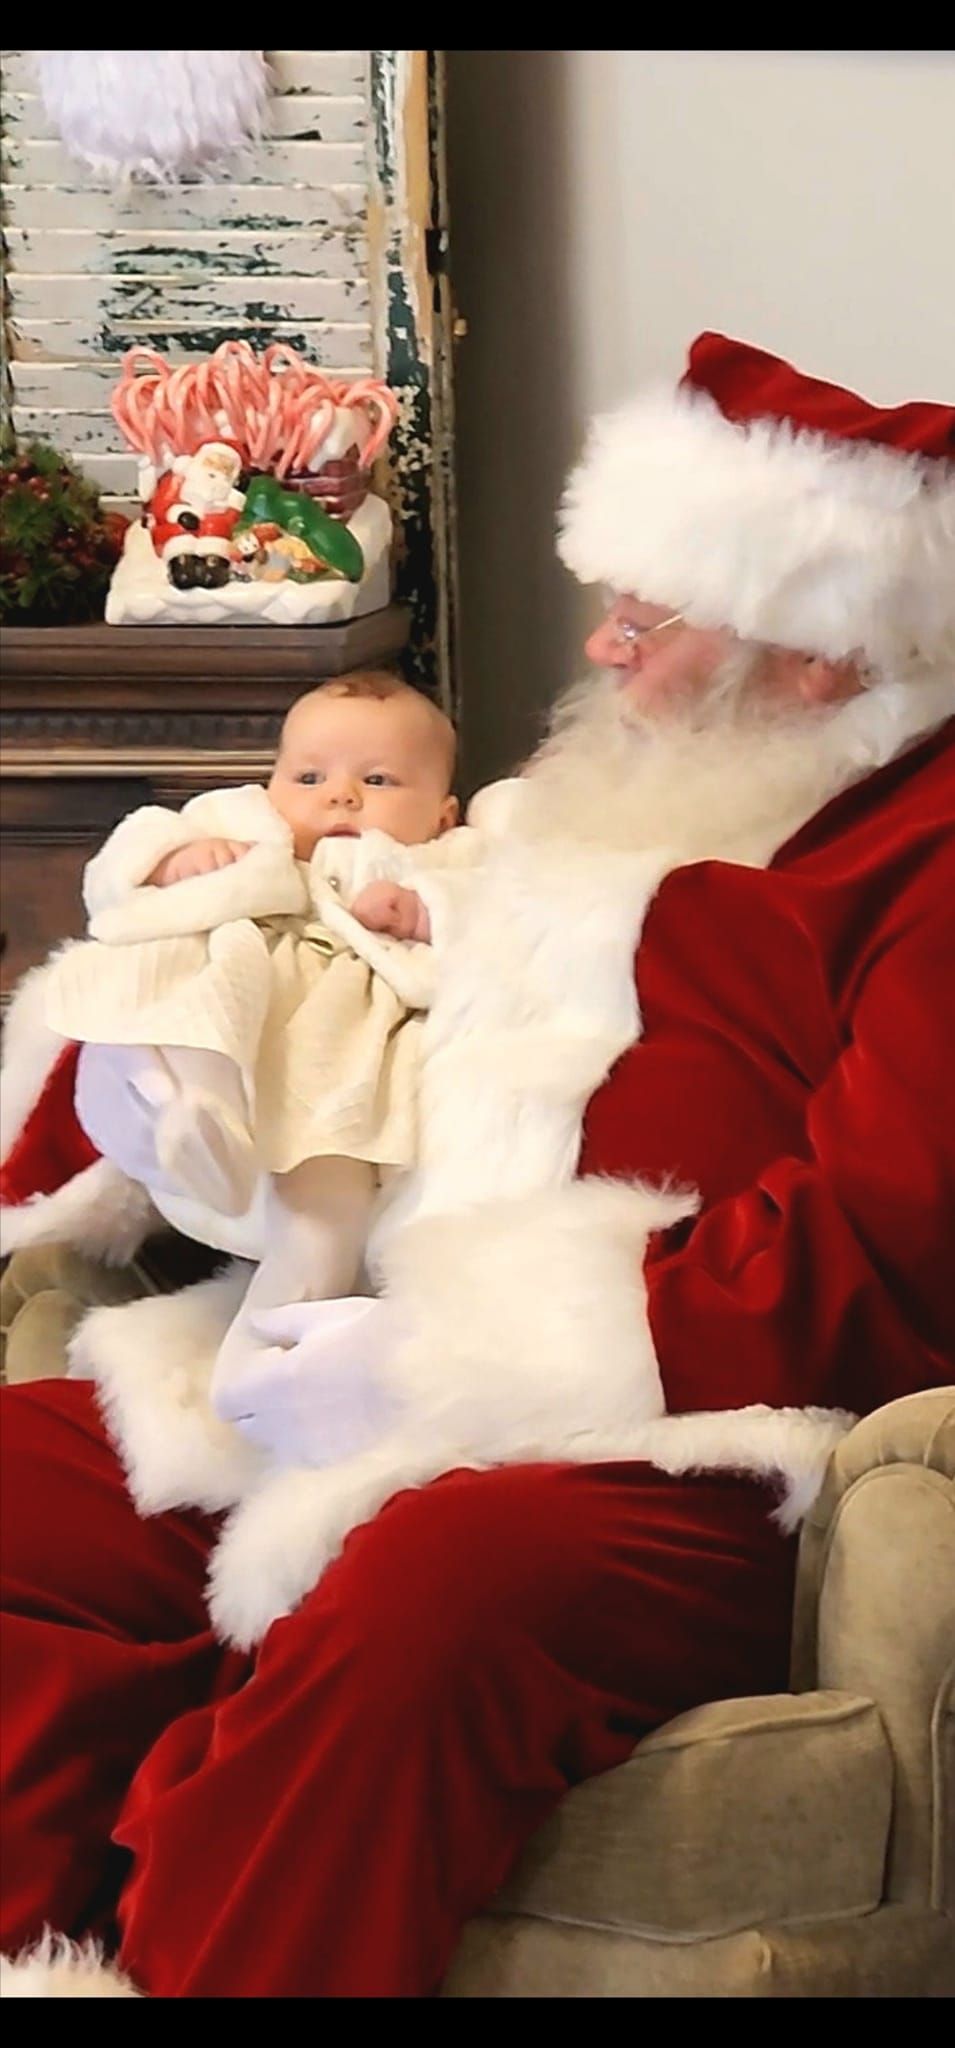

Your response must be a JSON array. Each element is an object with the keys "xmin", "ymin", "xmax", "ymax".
[
  {"xmin": 516, "ymin": 656, "xmax": 951, "ymax": 867},
  {"xmin": 186, "ymin": 475, "xmax": 232, "ymax": 512}
]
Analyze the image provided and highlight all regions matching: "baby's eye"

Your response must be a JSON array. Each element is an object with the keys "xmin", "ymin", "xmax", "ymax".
[
  {"xmin": 297, "ymin": 771, "xmax": 322, "ymax": 787},
  {"xmin": 364, "ymin": 772, "xmax": 398, "ymax": 788}
]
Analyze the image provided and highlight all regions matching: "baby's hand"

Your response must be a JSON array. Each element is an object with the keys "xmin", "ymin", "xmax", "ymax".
[
  {"xmin": 147, "ymin": 839, "xmax": 253, "ymax": 887},
  {"xmin": 350, "ymin": 880, "xmax": 432, "ymax": 944}
]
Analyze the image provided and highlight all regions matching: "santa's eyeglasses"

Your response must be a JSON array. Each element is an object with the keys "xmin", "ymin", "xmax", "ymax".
[
  {"xmin": 615, "ymin": 611, "xmax": 685, "ymax": 646},
  {"xmin": 601, "ymin": 593, "xmax": 686, "ymax": 646}
]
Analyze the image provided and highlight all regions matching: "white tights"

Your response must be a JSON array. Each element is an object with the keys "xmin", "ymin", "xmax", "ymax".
[
  {"xmin": 76, "ymin": 1040, "xmax": 257, "ymax": 1214},
  {"xmin": 75, "ymin": 1039, "xmax": 377, "ymax": 1407}
]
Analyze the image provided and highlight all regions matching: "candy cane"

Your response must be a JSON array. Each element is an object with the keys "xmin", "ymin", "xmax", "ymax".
[
  {"xmin": 254, "ymin": 370, "xmax": 288, "ymax": 470},
  {"xmin": 343, "ymin": 378, "xmax": 400, "ymax": 466},
  {"xmin": 111, "ymin": 378, "xmax": 152, "ymax": 458},
  {"xmin": 277, "ymin": 397, "xmax": 335, "ymax": 478},
  {"xmin": 220, "ymin": 341, "xmax": 258, "ymax": 424},
  {"xmin": 264, "ymin": 342, "xmax": 308, "ymax": 400},
  {"xmin": 247, "ymin": 384, "xmax": 278, "ymax": 469},
  {"xmin": 110, "ymin": 342, "xmax": 398, "ymax": 479},
  {"xmin": 111, "ymin": 348, "xmax": 169, "ymax": 461},
  {"xmin": 156, "ymin": 365, "xmax": 193, "ymax": 459}
]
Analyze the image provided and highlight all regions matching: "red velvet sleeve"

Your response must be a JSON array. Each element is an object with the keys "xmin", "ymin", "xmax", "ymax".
[
  {"xmin": 0, "ymin": 1042, "xmax": 99, "ymax": 1206},
  {"xmin": 646, "ymin": 883, "xmax": 955, "ymax": 1420}
]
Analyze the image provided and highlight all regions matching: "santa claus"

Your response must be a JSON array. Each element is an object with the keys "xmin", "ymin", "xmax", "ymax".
[
  {"xmin": 1, "ymin": 333, "xmax": 953, "ymax": 1998},
  {"xmin": 144, "ymin": 438, "xmax": 246, "ymax": 589}
]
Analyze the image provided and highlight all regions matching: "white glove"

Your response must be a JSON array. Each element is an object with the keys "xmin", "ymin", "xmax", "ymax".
[{"xmin": 210, "ymin": 1294, "xmax": 405, "ymax": 1468}]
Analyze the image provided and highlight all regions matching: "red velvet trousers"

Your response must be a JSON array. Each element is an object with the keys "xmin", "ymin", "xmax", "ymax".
[{"xmin": 1, "ymin": 1379, "xmax": 797, "ymax": 1997}]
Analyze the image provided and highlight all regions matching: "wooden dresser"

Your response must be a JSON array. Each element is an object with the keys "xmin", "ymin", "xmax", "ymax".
[{"xmin": 0, "ymin": 612, "xmax": 409, "ymax": 1004}]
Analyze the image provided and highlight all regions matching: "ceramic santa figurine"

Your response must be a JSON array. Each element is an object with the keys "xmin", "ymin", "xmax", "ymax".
[
  {"xmin": 144, "ymin": 439, "xmax": 247, "ymax": 590},
  {"xmin": 105, "ymin": 343, "xmax": 401, "ymax": 624}
]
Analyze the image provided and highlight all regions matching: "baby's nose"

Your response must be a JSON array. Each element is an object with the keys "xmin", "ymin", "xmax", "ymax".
[{"xmin": 327, "ymin": 780, "xmax": 360, "ymax": 808}]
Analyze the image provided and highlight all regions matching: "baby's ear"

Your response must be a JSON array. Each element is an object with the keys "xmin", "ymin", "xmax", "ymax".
[{"xmin": 438, "ymin": 795, "xmax": 460, "ymax": 834}]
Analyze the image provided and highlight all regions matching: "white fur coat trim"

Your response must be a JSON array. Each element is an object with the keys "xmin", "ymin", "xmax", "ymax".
[
  {"xmin": 0, "ymin": 1933, "xmax": 141, "ymax": 1998},
  {"xmin": 70, "ymin": 1263, "xmax": 265, "ymax": 1516},
  {"xmin": 370, "ymin": 840, "xmax": 677, "ymax": 1241},
  {"xmin": 89, "ymin": 842, "xmax": 309, "ymax": 946},
  {"xmin": 380, "ymin": 1178, "xmax": 695, "ymax": 1445},
  {"xmin": 83, "ymin": 782, "xmax": 289, "ymax": 921},
  {"xmin": 558, "ymin": 381, "xmax": 955, "ymax": 676},
  {"xmin": 0, "ymin": 1158, "xmax": 159, "ymax": 1265},
  {"xmin": 208, "ymin": 1398, "xmax": 854, "ymax": 1652}
]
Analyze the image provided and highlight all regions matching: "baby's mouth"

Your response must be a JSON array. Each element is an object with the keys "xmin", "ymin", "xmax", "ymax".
[{"xmin": 323, "ymin": 824, "xmax": 360, "ymax": 837}]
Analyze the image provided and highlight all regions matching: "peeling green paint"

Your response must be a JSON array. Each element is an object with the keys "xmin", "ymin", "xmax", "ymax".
[
  {"xmin": 370, "ymin": 51, "xmax": 438, "ymax": 698},
  {"xmin": 87, "ymin": 323, "xmax": 365, "ymax": 360}
]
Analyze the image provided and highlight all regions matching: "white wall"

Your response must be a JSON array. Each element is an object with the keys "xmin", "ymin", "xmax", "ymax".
[{"xmin": 446, "ymin": 49, "xmax": 955, "ymax": 789}]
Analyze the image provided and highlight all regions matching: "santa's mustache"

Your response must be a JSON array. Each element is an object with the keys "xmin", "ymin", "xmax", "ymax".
[{"xmin": 514, "ymin": 651, "xmax": 881, "ymax": 867}]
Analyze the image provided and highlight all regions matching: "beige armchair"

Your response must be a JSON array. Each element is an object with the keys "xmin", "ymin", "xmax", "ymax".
[
  {"xmin": 3, "ymin": 1254, "xmax": 953, "ymax": 1996},
  {"xmin": 447, "ymin": 1390, "xmax": 955, "ymax": 1996}
]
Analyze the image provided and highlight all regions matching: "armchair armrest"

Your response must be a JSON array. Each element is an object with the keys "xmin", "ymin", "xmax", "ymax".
[{"xmin": 791, "ymin": 1389, "xmax": 955, "ymax": 1909}]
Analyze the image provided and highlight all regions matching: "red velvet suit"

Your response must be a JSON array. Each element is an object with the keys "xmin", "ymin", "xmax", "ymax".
[{"xmin": 2, "ymin": 722, "xmax": 953, "ymax": 1995}]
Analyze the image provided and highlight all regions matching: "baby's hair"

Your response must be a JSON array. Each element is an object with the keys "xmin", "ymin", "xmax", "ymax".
[{"xmin": 281, "ymin": 671, "xmax": 457, "ymax": 788}]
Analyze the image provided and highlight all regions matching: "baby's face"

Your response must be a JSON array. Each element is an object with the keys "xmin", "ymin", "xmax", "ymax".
[{"xmin": 268, "ymin": 692, "xmax": 458, "ymax": 860}]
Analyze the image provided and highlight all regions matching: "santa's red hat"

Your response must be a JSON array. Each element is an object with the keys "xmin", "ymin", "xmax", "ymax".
[{"xmin": 558, "ymin": 333, "xmax": 955, "ymax": 677}]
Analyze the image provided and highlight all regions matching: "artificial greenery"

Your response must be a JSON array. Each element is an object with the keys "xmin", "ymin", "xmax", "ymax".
[{"xmin": 0, "ymin": 440, "xmax": 126, "ymax": 625}]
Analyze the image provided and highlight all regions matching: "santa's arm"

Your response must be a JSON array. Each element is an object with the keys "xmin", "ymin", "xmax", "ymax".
[{"xmin": 645, "ymin": 874, "xmax": 955, "ymax": 1422}]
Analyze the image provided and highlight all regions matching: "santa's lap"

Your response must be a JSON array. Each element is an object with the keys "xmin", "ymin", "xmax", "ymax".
[{"xmin": 0, "ymin": 1375, "xmax": 795, "ymax": 1998}]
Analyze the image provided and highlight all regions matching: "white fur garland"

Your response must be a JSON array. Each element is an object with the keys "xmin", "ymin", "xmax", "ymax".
[{"xmin": 33, "ymin": 51, "xmax": 270, "ymax": 184}]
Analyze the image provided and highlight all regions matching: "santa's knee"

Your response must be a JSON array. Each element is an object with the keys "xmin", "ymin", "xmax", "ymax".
[{"xmin": 301, "ymin": 1466, "xmax": 572, "ymax": 1712}]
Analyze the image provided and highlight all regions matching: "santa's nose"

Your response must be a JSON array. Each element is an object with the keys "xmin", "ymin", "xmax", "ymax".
[{"xmin": 585, "ymin": 614, "xmax": 632, "ymax": 667}]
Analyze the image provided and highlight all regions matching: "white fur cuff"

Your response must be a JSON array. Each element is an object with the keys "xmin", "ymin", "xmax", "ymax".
[
  {"xmin": 72, "ymin": 1263, "xmax": 265, "ymax": 1515},
  {"xmin": 89, "ymin": 840, "xmax": 308, "ymax": 944},
  {"xmin": 1, "ymin": 1934, "xmax": 141, "ymax": 1998},
  {"xmin": 378, "ymin": 1177, "xmax": 698, "ymax": 1461},
  {"xmin": 0, "ymin": 1159, "xmax": 160, "ymax": 1265},
  {"xmin": 83, "ymin": 781, "xmax": 291, "ymax": 924}
]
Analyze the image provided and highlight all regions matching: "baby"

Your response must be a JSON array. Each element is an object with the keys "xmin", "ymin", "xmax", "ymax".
[{"xmin": 43, "ymin": 672, "xmax": 480, "ymax": 1404}]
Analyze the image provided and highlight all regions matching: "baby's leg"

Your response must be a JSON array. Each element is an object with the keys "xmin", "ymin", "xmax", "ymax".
[
  {"xmin": 74, "ymin": 1041, "xmax": 176, "ymax": 1195},
  {"xmin": 210, "ymin": 1156, "xmax": 377, "ymax": 1417},
  {"xmin": 248, "ymin": 1155, "xmax": 376, "ymax": 1308},
  {"xmin": 150, "ymin": 1046, "xmax": 257, "ymax": 1215},
  {"xmin": 76, "ymin": 1039, "xmax": 256, "ymax": 1214}
]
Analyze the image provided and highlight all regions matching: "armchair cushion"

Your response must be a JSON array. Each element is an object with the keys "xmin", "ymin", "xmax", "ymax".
[{"xmin": 491, "ymin": 1689, "xmax": 891, "ymax": 1941}]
